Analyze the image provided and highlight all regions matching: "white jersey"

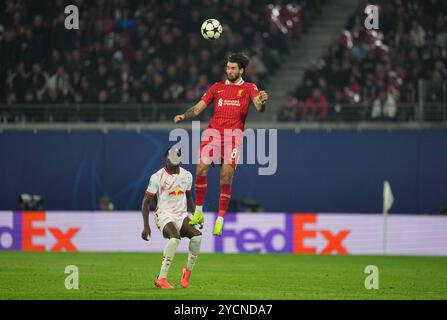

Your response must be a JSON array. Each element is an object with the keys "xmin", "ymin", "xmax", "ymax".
[{"xmin": 145, "ymin": 167, "xmax": 193, "ymax": 217}]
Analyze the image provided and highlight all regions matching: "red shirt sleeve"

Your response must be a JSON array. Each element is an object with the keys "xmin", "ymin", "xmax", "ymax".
[
  {"xmin": 249, "ymin": 83, "xmax": 260, "ymax": 100},
  {"xmin": 201, "ymin": 83, "xmax": 217, "ymax": 105}
]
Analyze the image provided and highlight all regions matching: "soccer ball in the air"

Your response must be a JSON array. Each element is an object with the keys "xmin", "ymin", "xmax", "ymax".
[{"xmin": 201, "ymin": 19, "xmax": 223, "ymax": 40}]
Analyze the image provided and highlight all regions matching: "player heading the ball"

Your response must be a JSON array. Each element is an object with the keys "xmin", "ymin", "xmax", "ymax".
[{"xmin": 173, "ymin": 52, "xmax": 269, "ymax": 237}]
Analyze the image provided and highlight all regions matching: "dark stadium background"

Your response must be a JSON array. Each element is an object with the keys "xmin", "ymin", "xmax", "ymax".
[{"xmin": 1, "ymin": 0, "xmax": 446, "ymax": 214}]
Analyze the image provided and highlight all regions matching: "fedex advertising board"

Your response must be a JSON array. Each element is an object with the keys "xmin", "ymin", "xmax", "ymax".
[{"xmin": 1, "ymin": 212, "xmax": 446, "ymax": 256}]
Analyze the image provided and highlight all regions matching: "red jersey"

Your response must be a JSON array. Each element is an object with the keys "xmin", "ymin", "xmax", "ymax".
[{"xmin": 201, "ymin": 78, "xmax": 260, "ymax": 132}]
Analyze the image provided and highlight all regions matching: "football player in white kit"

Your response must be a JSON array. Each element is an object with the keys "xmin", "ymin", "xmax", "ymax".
[{"xmin": 141, "ymin": 147, "xmax": 202, "ymax": 289}]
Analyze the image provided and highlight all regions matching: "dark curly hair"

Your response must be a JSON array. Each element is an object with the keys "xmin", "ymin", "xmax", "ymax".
[{"xmin": 228, "ymin": 52, "xmax": 250, "ymax": 70}]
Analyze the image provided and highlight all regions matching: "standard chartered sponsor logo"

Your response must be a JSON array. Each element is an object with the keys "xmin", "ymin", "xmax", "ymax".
[
  {"xmin": 217, "ymin": 98, "xmax": 241, "ymax": 107},
  {"xmin": 223, "ymin": 99, "xmax": 241, "ymax": 106}
]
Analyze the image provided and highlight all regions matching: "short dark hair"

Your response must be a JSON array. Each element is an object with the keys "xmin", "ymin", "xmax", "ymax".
[{"xmin": 228, "ymin": 52, "xmax": 250, "ymax": 70}]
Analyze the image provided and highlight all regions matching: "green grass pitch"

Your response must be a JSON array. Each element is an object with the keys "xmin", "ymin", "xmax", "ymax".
[{"xmin": 1, "ymin": 252, "xmax": 446, "ymax": 300}]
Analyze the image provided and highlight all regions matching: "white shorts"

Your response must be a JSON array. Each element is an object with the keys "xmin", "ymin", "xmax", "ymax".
[{"xmin": 154, "ymin": 212, "xmax": 187, "ymax": 234}]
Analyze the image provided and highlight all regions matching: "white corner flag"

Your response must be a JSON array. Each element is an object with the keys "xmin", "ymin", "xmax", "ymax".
[
  {"xmin": 383, "ymin": 181, "xmax": 394, "ymax": 214},
  {"xmin": 382, "ymin": 180, "xmax": 394, "ymax": 255}
]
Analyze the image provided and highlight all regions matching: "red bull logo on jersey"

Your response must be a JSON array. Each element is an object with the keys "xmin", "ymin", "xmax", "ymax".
[
  {"xmin": 168, "ymin": 187, "xmax": 185, "ymax": 197},
  {"xmin": 214, "ymin": 213, "xmax": 351, "ymax": 255}
]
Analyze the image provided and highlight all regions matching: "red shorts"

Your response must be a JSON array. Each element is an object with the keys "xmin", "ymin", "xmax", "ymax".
[{"xmin": 198, "ymin": 128, "xmax": 243, "ymax": 169}]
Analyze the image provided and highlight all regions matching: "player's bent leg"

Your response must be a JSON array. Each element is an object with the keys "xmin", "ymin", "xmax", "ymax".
[
  {"xmin": 181, "ymin": 217, "xmax": 202, "ymax": 238},
  {"xmin": 213, "ymin": 164, "xmax": 235, "ymax": 236},
  {"xmin": 162, "ymin": 222, "xmax": 181, "ymax": 240},
  {"xmin": 190, "ymin": 159, "xmax": 210, "ymax": 226},
  {"xmin": 155, "ymin": 222, "xmax": 180, "ymax": 289},
  {"xmin": 180, "ymin": 217, "xmax": 202, "ymax": 288}
]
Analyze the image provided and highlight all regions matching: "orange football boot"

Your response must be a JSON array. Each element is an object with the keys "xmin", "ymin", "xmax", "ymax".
[
  {"xmin": 154, "ymin": 277, "xmax": 174, "ymax": 289},
  {"xmin": 180, "ymin": 267, "xmax": 192, "ymax": 288}
]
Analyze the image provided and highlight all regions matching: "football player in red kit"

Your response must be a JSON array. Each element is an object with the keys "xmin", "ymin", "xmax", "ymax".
[{"xmin": 173, "ymin": 52, "xmax": 268, "ymax": 236}]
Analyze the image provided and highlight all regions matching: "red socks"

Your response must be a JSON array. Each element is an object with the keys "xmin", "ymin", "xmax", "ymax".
[
  {"xmin": 196, "ymin": 176, "xmax": 232, "ymax": 218},
  {"xmin": 195, "ymin": 175, "xmax": 207, "ymax": 206},
  {"xmin": 218, "ymin": 184, "xmax": 232, "ymax": 218}
]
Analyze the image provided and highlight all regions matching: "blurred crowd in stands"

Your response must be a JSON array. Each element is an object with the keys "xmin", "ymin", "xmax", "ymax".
[
  {"xmin": 279, "ymin": 0, "xmax": 447, "ymax": 121},
  {"xmin": 0, "ymin": 0, "xmax": 317, "ymax": 106}
]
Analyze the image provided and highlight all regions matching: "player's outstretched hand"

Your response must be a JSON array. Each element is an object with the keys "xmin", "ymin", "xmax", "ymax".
[
  {"xmin": 173, "ymin": 114, "xmax": 185, "ymax": 123},
  {"xmin": 141, "ymin": 226, "xmax": 151, "ymax": 241},
  {"xmin": 259, "ymin": 90, "xmax": 268, "ymax": 103}
]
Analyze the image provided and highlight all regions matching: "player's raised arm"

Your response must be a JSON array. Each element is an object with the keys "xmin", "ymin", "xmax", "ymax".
[
  {"xmin": 252, "ymin": 90, "xmax": 268, "ymax": 112},
  {"xmin": 173, "ymin": 100, "xmax": 208, "ymax": 123},
  {"xmin": 141, "ymin": 193, "xmax": 153, "ymax": 241},
  {"xmin": 174, "ymin": 83, "xmax": 217, "ymax": 123}
]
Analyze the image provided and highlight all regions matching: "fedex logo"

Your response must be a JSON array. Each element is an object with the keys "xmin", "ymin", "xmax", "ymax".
[
  {"xmin": 214, "ymin": 213, "xmax": 351, "ymax": 254},
  {"xmin": 0, "ymin": 212, "xmax": 80, "ymax": 252}
]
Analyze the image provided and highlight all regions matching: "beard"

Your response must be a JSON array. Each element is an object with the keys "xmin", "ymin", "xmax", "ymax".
[{"xmin": 227, "ymin": 73, "xmax": 239, "ymax": 82}]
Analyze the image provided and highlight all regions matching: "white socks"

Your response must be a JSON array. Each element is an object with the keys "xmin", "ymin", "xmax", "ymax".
[
  {"xmin": 159, "ymin": 238, "xmax": 180, "ymax": 279},
  {"xmin": 195, "ymin": 205, "xmax": 203, "ymax": 212},
  {"xmin": 159, "ymin": 235, "xmax": 202, "ymax": 278},
  {"xmin": 216, "ymin": 216, "xmax": 224, "ymax": 224},
  {"xmin": 187, "ymin": 235, "xmax": 202, "ymax": 271}
]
